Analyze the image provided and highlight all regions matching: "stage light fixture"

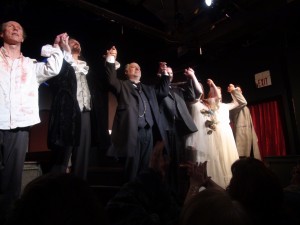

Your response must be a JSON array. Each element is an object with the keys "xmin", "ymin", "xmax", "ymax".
[{"xmin": 205, "ymin": 0, "xmax": 212, "ymax": 6}]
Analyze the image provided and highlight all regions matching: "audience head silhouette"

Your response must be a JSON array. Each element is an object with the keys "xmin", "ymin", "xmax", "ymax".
[
  {"xmin": 179, "ymin": 188, "xmax": 252, "ymax": 225},
  {"xmin": 5, "ymin": 173, "xmax": 107, "ymax": 225},
  {"xmin": 227, "ymin": 157, "xmax": 284, "ymax": 225}
]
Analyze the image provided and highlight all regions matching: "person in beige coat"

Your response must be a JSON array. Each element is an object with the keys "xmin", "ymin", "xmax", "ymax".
[{"xmin": 229, "ymin": 85, "xmax": 261, "ymax": 159}]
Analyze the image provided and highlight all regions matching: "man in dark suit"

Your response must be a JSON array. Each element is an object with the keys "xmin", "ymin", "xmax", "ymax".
[
  {"xmin": 104, "ymin": 46, "xmax": 170, "ymax": 182},
  {"xmin": 158, "ymin": 66, "xmax": 198, "ymax": 199}
]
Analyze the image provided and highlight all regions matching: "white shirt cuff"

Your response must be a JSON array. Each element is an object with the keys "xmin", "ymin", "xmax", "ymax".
[{"xmin": 106, "ymin": 55, "xmax": 115, "ymax": 63}]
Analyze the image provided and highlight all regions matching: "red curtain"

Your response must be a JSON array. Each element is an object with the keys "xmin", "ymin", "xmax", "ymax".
[{"xmin": 249, "ymin": 100, "xmax": 286, "ymax": 158}]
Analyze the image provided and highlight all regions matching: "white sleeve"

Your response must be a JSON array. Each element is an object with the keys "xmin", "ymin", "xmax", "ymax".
[
  {"xmin": 63, "ymin": 51, "xmax": 74, "ymax": 64},
  {"xmin": 106, "ymin": 55, "xmax": 116, "ymax": 63},
  {"xmin": 35, "ymin": 45, "xmax": 64, "ymax": 84},
  {"xmin": 227, "ymin": 94, "xmax": 239, "ymax": 110}
]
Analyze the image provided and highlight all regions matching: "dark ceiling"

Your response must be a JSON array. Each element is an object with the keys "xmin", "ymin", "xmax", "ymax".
[{"xmin": 1, "ymin": 0, "xmax": 300, "ymax": 73}]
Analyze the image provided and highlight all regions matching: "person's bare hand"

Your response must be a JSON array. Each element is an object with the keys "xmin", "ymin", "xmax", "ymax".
[
  {"xmin": 185, "ymin": 161, "xmax": 209, "ymax": 187},
  {"xmin": 184, "ymin": 67, "xmax": 195, "ymax": 78},
  {"xmin": 157, "ymin": 62, "xmax": 167, "ymax": 75},
  {"xmin": 227, "ymin": 84, "xmax": 235, "ymax": 93},
  {"xmin": 53, "ymin": 32, "xmax": 68, "ymax": 48},
  {"xmin": 59, "ymin": 33, "xmax": 70, "ymax": 52},
  {"xmin": 149, "ymin": 141, "xmax": 169, "ymax": 178},
  {"xmin": 207, "ymin": 79, "xmax": 214, "ymax": 87},
  {"xmin": 105, "ymin": 46, "xmax": 118, "ymax": 59}
]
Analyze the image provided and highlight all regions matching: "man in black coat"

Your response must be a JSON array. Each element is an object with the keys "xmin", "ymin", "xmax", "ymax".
[
  {"xmin": 158, "ymin": 66, "xmax": 198, "ymax": 200},
  {"xmin": 47, "ymin": 38, "xmax": 109, "ymax": 180},
  {"xmin": 104, "ymin": 46, "xmax": 169, "ymax": 182}
]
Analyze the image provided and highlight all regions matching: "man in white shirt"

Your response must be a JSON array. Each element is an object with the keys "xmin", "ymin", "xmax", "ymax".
[{"xmin": 0, "ymin": 20, "xmax": 66, "ymax": 218}]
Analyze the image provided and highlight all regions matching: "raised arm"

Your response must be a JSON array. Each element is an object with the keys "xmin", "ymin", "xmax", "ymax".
[
  {"xmin": 183, "ymin": 160, "xmax": 225, "ymax": 204},
  {"xmin": 36, "ymin": 33, "xmax": 68, "ymax": 83},
  {"xmin": 207, "ymin": 79, "xmax": 221, "ymax": 100},
  {"xmin": 227, "ymin": 84, "xmax": 244, "ymax": 111},
  {"xmin": 104, "ymin": 46, "xmax": 122, "ymax": 95},
  {"xmin": 228, "ymin": 84, "xmax": 247, "ymax": 110},
  {"xmin": 184, "ymin": 67, "xmax": 203, "ymax": 99},
  {"xmin": 155, "ymin": 62, "xmax": 170, "ymax": 102}
]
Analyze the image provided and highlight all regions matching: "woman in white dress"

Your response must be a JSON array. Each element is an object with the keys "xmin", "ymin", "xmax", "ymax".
[
  {"xmin": 182, "ymin": 68, "xmax": 211, "ymax": 162},
  {"xmin": 185, "ymin": 76, "xmax": 240, "ymax": 188},
  {"xmin": 185, "ymin": 81, "xmax": 214, "ymax": 163},
  {"xmin": 205, "ymin": 79, "xmax": 240, "ymax": 188}
]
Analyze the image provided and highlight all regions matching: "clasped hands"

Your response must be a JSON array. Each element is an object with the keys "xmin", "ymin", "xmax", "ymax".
[
  {"xmin": 105, "ymin": 46, "xmax": 118, "ymax": 59},
  {"xmin": 53, "ymin": 33, "xmax": 69, "ymax": 51},
  {"xmin": 184, "ymin": 67, "xmax": 195, "ymax": 79},
  {"xmin": 157, "ymin": 62, "xmax": 173, "ymax": 77}
]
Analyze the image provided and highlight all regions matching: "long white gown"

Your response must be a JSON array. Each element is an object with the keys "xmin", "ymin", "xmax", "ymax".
[
  {"xmin": 212, "ymin": 101, "xmax": 240, "ymax": 188},
  {"xmin": 185, "ymin": 100, "xmax": 215, "ymax": 162},
  {"xmin": 185, "ymin": 98, "xmax": 240, "ymax": 189}
]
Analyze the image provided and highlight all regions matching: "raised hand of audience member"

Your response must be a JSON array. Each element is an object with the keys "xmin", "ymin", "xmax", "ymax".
[
  {"xmin": 187, "ymin": 161, "xmax": 209, "ymax": 187},
  {"xmin": 149, "ymin": 141, "xmax": 169, "ymax": 179},
  {"xmin": 184, "ymin": 161, "xmax": 209, "ymax": 204}
]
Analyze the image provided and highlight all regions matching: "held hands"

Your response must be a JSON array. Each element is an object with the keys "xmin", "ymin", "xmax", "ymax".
[
  {"xmin": 157, "ymin": 62, "xmax": 168, "ymax": 75},
  {"xmin": 227, "ymin": 84, "xmax": 235, "ymax": 93},
  {"xmin": 236, "ymin": 86, "xmax": 242, "ymax": 93},
  {"xmin": 53, "ymin": 32, "xmax": 69, "ymax": 49},
  {"xmin": 184, "ymin": 67, "xmax": 195, "ymax": 79},
  {"xmin": 105, "ymin": 46, "xmax": 118, "ymax": 59},
  {"xmin": 207, "ymin": 79, "xmax": 215, "ymax": 87},
  {"xmin": 60, "ymin": 33, "xmax": 71, "ymax": 52}
]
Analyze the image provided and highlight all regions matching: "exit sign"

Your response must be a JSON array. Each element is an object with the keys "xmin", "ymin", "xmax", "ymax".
[{"xmin": 255, "ymin": 70, "xmax": 271, "ymax": 88}]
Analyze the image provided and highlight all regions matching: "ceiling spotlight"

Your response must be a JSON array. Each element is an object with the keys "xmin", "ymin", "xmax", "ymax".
[{"xmin": 205, "ymin": 0, "xmax": 212, "ymax": 6}]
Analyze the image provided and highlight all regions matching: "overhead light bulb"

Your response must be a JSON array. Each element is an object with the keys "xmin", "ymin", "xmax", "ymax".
[{"xmin": 205, "ymin": 0, "xmax": 212, "ymax": 6}]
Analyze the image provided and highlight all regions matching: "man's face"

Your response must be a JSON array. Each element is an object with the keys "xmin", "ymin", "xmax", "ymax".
[
  {"xmin": 125, "ymin": 63, "xmax": 141, "ymax": 81},
  {"xmin": 68, "ymin": 38, "xmax": 81, "ymax": 54},
  {"xmin": 1, "ymin": 21, "xmax": 24, "ymax": 45}
]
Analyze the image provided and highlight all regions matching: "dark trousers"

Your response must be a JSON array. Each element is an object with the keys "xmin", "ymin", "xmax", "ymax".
[
  {"xmin": 125, "ymin": 127, "xmax": 153, "ymax": 182},
  {"xmin": 165, "ymin": 124, "xmax": 186, "ymax": 202},
  {"xmin": 0, "ymin": 128, "xmax": 29, "ymax": 215},
  {"xmin": 51, "ymin": 112, "xmax": 91, "ymax": 180}
]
